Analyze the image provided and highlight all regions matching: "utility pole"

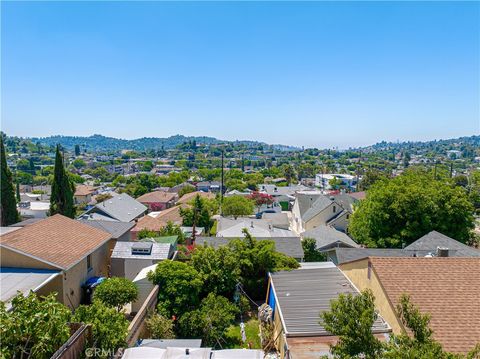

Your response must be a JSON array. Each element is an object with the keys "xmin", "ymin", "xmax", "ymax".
[
  {"xmin": 220, "ymin": 146, "xmax": 225, "ymax": 216},
  {"xmin": 449, "ymin": 162, "xmax": 453, "ymax": 178}
]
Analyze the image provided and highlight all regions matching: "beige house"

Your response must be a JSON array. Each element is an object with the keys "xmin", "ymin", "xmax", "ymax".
[
  {"xmin": 0, "ymin": 214, "xmax": 111, "ymax": 309},
  {"xmin": 340, "ymin": 257, "xmax": 480, "ymax": 354},
  {"xmin": 74, "ymin": 184, "xmax": 97, "ymax": 205},
  {"xmin": 291, "ymin": 193, "xmax": 357, "ymax": 234},
  {"xmin": 265, "ymin": 264, "xmax": 391, "ymax": 358}
]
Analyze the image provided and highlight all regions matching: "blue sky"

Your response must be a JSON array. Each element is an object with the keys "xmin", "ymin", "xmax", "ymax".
[{"xmin": 1, "ymin": 1, "xmax": 479, "ymax": 148}]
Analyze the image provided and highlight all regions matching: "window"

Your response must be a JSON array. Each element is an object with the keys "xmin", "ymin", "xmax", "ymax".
[
  {"xmin": 87, "ymin": 255, "xmax": 92, "ymax": 272},
  {"xmin": 333, "ymin": 205, "xmax": 336, "ymax": 213}
]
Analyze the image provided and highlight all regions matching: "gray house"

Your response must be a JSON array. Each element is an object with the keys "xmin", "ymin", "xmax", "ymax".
[
  {"xmin": 79, "ymin": 219, "xmax": 134, "ymax": 242},
  {"xmin": 302, "ymin": 225, "xmax": 359, "ymax": 251},
  {"xmin": 111, "ymin": 241, "xmax": 173, "ymax": 280},
  {"xmin": 80, "ymin": 193, "xmax": 147, "ymax": 222}
]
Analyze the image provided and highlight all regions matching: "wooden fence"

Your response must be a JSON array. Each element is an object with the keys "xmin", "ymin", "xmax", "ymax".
[
  {"xmin": 51, "ymin": 323, "xmax": 92, "ymax": 359},
  {"xmin": 125, "ymin": 284, "xmax": 159, "ymax": 347}
]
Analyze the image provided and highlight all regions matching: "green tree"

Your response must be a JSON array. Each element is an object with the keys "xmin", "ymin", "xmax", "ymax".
[
  {"xmin": 72, "ymin": 158, "xmax": 86, "ymax": 169},
  {"xmin": 16, "ymin": 181, "xmax": 21, "ymax": 203},
  {"xmin": 178, "ymin": 293, "xmax": 238, "ymax": 347},
  {"xmin": 73, "ymin": 300, "xmax": 129, "ymax": 358},
  {"xmin": 228, "ymin": 229, "xmax": 299, "ymax": 298},
  {"xmin": 320, "ymin": 289, "xmax": 384, "ymax": 359},
  {"xmin": 302, "ymin": 237, "xmax": 326, "ymax": 262},
  {"xmin": 221, "ymin": 195, "xmax": 254, "ymax": 219},
  {"xmin": 180, "ymin": 195, "xmax": 213, "ymax": 233},
  {"xmin": 74, "ymin": 144, "xmax": 81, "ymax": 156},
  {"xmin": 50, "ymin": 145, "xmax": 75, "ymax": 218},
  {"xmin": 358, "ymin": 169, "xmax": 388, "ymax": 191},
  {"xmin": 191, "ymin": 244, "xmax": 241, "ymax": 297},
  {"xmin": 0, "ymin": 292, "xmax": 71, "ymax": 359},
  {"xmin": 146, "ymin": 313, "xmax": 175, "ymax": 339},
  {"xmin": 349, "ymin": 169, "xmax": 474, "ymax": 247},
  {"xmin": 0, "ymin": 137, "xmax": 19, "ymax": 225},
  {"xmin": 178, "ymin": 184, "xmax": 196, "ymax": 198},
  {"xmin": 283, "ymin": 164, "xmax": 297, "ymax": 185},
  {"xmin": 147, "ymin": 261, "xmax": 203, "ymax": 317},
  {"xmin": 384, "ymin": 294, "xmax": 461, "ymax": 358},
  {"xmin": 94, "ymin": 277, "xmax": 139, "ymax": 311}
]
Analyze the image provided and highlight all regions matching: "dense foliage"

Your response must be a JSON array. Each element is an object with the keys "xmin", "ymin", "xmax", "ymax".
[
  {"xmin": 146, "ymin": 313, "xmax": 176, "ymax": 339},
  {"xmin": 321, "ymin": 290, "xmax": 480, "ymax": 359},
  {"xmin": 178, "ymin": 293, "xmax": 238, "ymax": 347},
  {"xmin": 180, "ymin": 195, "xmax": 216, "ymax": 233},
  {"xmin": 302, "ymin": 237, "xmax": 326, "ymax": 262},
  {"xmin": 221, "ymin": 195, "xmax": 254, "ymax": 218},
  {"xmin": 191, "ymin": 244, "xmax": 241, "ymax": 297},
  {"xmin": 147, "ymin": 260, "xmax": 203, "ymax": 317},
  {"xmin": 94, "ymin": 277, "xmax": 139, "ymax": 311},
  {"xmin": 0, "ymin": 136, "xmax": 19, "ymax": 225},
  {"xmin": 320, "ymin": 289, "xmax": 384, "ymax": 359},
  {"xmin": 0, "ymin": 292, "xmax": 71, "ymax": 359},
  {"xmin": 49, "ymin": 145, "xmax": 75, "ymax": 218},
  {"xmin": 349, "ymin": 169, "xmax": 474, "ymax": 247},
  {"xmin": 73, "ymin": 300, "xmax": 129, "ymax": 357}
]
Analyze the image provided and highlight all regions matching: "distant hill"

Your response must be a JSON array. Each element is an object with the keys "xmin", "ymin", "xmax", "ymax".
[
  {"xmin": 30, "ymin": 134, "xmax": 299, "ymax": 152},
  {"xmin": 358, "ymin": 135, "xmax": 480, "ymax": 152}
]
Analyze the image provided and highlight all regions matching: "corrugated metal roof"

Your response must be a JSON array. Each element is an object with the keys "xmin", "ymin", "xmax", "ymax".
[
  {"xmin": 270, "ymin": 267, "xmax": 390, "ymax": 336},
  {"xmin": 0, "ymin": 268, "xmax": 60, "ymax": 309}
]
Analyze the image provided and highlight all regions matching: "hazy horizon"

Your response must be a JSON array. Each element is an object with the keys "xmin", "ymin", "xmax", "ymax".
[{"xmin": 2, "ymin": 1, "xmax": 479, "ymax": 148}]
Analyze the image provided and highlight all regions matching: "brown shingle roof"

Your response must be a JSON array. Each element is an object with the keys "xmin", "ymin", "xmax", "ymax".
[
  {"xmin": 177, "ymin": 191, "xmax": 215, "ymax": 204},
  {"xmin": 136, "ymin": 191, "xmax": 177, "ymax": 203},
  {"xmin": 370, "ymin": 257, "xmax": 480, "ymax": 354},
  {"xmin": 0, "ymin": 214, "xmax": 111, "ymax": 270},
  {"xmin": 74, "ymin": 185, "xmax": 97, "ymax": 196},
  {"xmin": 131, "ymin": 205, "xmax": 187, "ymax": 233}
]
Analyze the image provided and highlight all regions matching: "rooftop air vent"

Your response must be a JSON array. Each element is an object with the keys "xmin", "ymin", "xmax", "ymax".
[
  {"xmin": 436, "ymin": 247, "xmax": 449, "ymax": 257},
  {"xmin": 131, "ymin": 242, "xmax": 153, "ymax": 255}
]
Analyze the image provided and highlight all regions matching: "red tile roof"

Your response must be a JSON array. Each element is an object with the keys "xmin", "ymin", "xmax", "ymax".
[
  {"xmin": 0, "ymin": 214, "xmax": 111, "ymax": 269},
  {"xmin": 370, "ymin": 257, "xmax": 480, "ymax": 354}
]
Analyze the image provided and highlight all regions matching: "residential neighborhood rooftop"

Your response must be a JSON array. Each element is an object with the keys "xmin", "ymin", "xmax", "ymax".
[
  {"xmin": 369, "ymin": 257, "xmax": 480, "ymax": 354},
  {"xmin": 269, "ymin": 266, "xmax": 391, "ymax": 336},
  {"xmin": 0, "ymin": 214, "xmax": 112, "ymax": 269}
]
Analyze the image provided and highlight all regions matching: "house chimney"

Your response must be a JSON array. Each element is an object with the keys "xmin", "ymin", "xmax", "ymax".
[{"xmin": 436, "ymin": 247, "xmax": 449, "ymax": 257}]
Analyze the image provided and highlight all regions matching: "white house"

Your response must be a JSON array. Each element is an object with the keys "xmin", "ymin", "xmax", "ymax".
[{"xmin": 314, "ymin": 173, "xmax": 358, "ymax": 191}]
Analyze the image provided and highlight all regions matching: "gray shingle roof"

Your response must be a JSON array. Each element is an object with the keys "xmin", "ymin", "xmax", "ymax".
[
  {"xmin": 302, "ymin": 226, "xmax": 359, "ymax": 250},
  {"xmin": 78, "ymin": 219, "xmax": 134, "ymax": 239},
  {"xmin": 90, "ymin": 194, "xmax": 147, "ymax": 222},
  {"xmin": 297, "ymin": 194, "xmax": 334, "ymax": 222},
  {"xmin": 111, "ymin": 241, "xmax": 172, "ymax": 260},
  {"xmin": 270, "ymin": 267, "xmax": 390, "ymax": 336},
  {"xmin": 405, "ymin": 231, "xmax": 480, "ymax": 257},
  {"xmin": 195, "ymin": 236, "xmax": 304, "ymax": 259},
  {"xmin": 331, "ymin": 248, "xmax": 413, "ymax": 265}
]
